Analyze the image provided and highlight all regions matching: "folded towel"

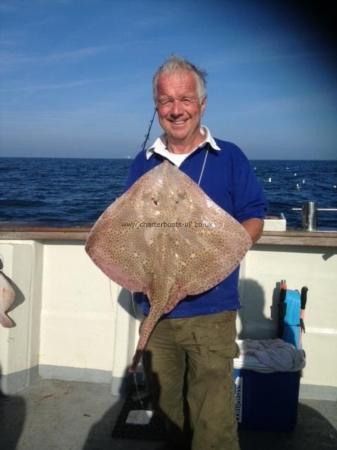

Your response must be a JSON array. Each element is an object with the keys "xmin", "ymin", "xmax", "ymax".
[{"xmin": 235, "ymin": 339, "xmax": 305, "ymax": 372}]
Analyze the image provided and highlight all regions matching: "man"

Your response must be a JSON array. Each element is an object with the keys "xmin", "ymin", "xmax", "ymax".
[{"xmin": 125, "ymin": 56, "xmax": 266, "ymax": 450}]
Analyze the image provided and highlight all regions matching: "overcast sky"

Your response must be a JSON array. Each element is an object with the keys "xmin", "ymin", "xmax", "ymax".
[{"xmin": 1, "ymin": 0, "xmax": 336, "ymax": 159}]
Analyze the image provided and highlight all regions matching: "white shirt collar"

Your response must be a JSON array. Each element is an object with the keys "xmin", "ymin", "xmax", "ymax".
[{"xmin": 145, "ymin": 126, "xmax": 220, "ymax": 160}]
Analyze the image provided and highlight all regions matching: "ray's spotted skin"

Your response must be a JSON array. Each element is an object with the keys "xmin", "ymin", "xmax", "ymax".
[
  {"xmin": 0, "ymin": 272, "xmax": 15, "ymax": 328},
  {"xmin": 85, "ymin": 161, "xmax": 252, "ymax": 371}
]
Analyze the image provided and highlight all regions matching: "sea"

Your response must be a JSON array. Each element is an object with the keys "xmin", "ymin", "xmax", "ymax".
[{"xmin": 0, "ymin": 158, "xmax": 336, "ymax": 230}]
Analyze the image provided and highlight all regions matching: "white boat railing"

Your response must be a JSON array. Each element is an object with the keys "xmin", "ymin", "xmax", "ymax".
[{"xmin": 292, "ymin": 201, "xmax": 337, "ymax": 231}]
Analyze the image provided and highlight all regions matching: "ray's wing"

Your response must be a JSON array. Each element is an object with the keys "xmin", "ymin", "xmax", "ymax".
[
  {"xmin": 86, "ymin": 190, "xmax": 154, "ymax": 294},
  {"xmin": 85, "ymin": 162, "xmax": 174, "ymax": 294},
  {"xmin": 0, "ymin": 272, "xmax": 15, "ymax": 328},
  {"xmin": 158, "ymin": 171, "xmax": 253, "ymax": 312}
]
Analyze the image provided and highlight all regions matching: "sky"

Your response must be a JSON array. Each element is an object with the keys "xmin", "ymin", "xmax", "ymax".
[{"xmin": 0, "ymin": 0, "xmax": 336, "ymax": 159}]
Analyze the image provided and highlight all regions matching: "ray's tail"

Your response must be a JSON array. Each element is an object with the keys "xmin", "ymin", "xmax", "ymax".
[{"xmin": 128, "ymin": 305, "xmax": 164, "ymax": 373}]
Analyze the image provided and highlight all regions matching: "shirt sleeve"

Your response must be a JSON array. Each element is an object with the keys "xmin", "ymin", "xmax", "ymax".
[
  {"xmin": 124, "ymin": 151, "xmax": 147, "ymax": 192},
  {"xmin": 231, "ymin": 146, "xmax": 268, "ymax": 222}
]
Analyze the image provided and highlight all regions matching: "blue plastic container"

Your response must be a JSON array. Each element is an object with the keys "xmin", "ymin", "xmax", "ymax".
[{"xmin": 233, "ymin": 367, "xmax": 301, "ymax": 431}]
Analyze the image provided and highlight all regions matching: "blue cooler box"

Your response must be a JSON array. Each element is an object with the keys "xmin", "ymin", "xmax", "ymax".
[{"xmin": 233, "ymin": 365, "xmax": 301, "ymax": 431}]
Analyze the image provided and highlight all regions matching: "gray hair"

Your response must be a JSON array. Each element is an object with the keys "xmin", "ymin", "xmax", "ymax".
[{"xmin": 152, "ymin": 55, "xmax": 207, "ymax": 103}]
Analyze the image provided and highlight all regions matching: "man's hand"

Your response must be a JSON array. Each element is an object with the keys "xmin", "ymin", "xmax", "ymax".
[{"xmin": 242, "ymin": 218, "xmax": 264, "ymax": 244}]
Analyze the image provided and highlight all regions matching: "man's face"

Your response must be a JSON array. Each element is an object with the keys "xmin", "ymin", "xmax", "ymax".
[{"xmin": 156, "ymin": 70, "xmax": 206, "ymax": 149}]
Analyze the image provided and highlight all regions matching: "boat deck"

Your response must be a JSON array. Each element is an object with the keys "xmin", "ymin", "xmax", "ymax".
[{"xmin": 1, "ymin": 378, "xmax": 336, "ymax": 450}]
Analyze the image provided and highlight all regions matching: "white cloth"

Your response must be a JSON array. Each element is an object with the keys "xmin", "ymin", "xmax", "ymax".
[{"xmin": 235, "ymin": 339, "xmax": 306, "ymax": 373}]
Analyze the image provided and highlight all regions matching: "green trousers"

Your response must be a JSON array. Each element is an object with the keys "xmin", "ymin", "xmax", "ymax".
[{"xmin": 143, "ymin": 311, "xmax": 240, "ymax": 450}]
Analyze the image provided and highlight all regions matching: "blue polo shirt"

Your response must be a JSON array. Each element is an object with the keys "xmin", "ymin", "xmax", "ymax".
[{"xmin": 125, "ymin": 137, "xmax": 267, "ymax": 318}]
